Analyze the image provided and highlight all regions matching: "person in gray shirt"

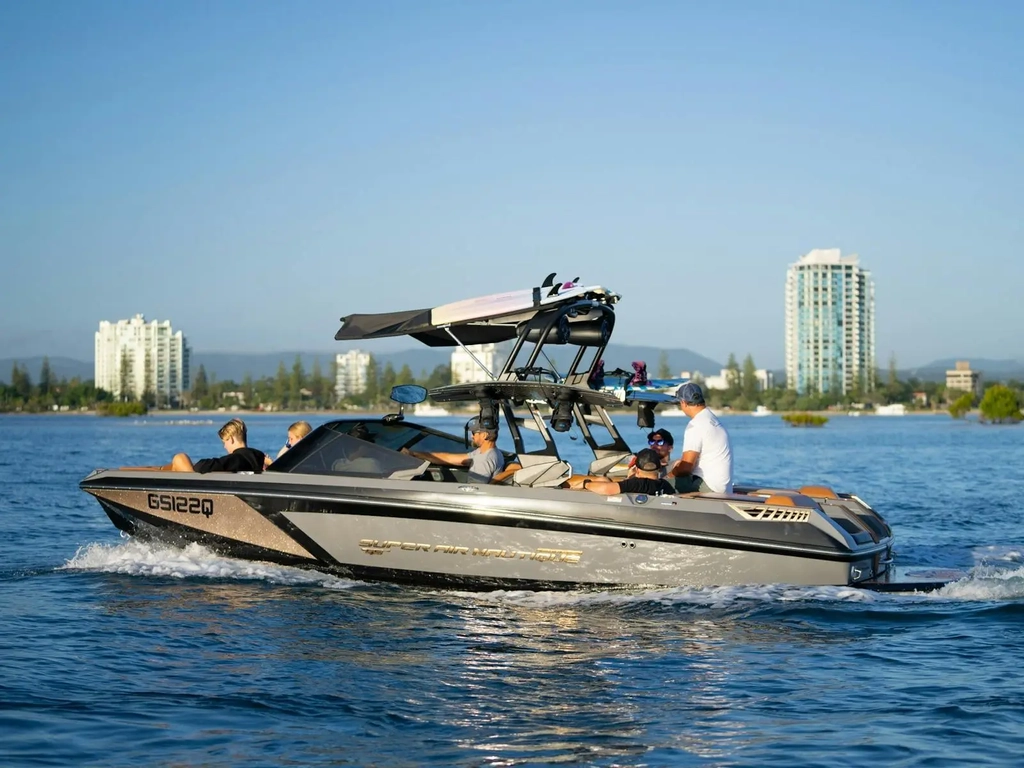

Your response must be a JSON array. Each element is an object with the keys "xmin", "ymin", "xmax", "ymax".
[{"xmin": 403, "ymin": 418, "xmax": 505, "ymax": 484}]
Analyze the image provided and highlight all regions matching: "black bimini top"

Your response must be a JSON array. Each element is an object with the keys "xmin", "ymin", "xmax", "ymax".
[
  {"xmin": 334, "ymin": 307, "xmax": 522, "ymax": 347},
  {"xmin": 334, "ymin": 281, "xmax": 619, "ymax": 348}
]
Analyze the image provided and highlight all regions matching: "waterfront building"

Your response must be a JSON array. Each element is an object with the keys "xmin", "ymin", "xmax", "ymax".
[
  {"xmin": 94, "ymin": 314, "xmax": 190, "ymax": 405},
  {"xmin": 784, "ymin": 249, "xmax": 875, "ymax": 395},
  {"xmin": 945, "ymin": 360, "xmax": 982, "ymax": 397},
  {"xmin": 451, "ymin": 343, "xmax": 501, "ymax": 385},
  {"xmin": 335, "ymin": 349, "xmax": 371, "ymax": 399},
  {"xmin": 695, "ymin": 368, "xmax": 774, "ymax": 391}
]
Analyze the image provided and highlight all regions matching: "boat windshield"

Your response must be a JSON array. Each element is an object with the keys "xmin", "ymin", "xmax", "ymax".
[
  {"xmin": 268, "ymin": 429, "xmax": 424, "ymax": 478},
  {"xmin": 267, "ymin": 420, "xmax": 471, "ymax": 478}
]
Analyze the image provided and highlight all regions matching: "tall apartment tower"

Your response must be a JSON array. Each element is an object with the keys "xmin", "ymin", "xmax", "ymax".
[
  {"xmin": 335, "ymin": 349, "xmax": 371, "ymax": 400},
  {"xmin": 784, "ymin": 249, "xmax": 875, "ymax": 395},
  {"xmin": 95, "ymin": 314, "xmax": 190, "ymax": 405}
]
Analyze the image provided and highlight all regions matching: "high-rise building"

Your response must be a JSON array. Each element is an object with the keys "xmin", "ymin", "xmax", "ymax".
[
  {"xmin": 784, "ymin": 249, "xmax": 875, "ymax": 395},
  {"xmin": 94, "ymin": 314, "xmax": 190, "ymax": 405},
  {"xmin": 451, "ymin": 343, "xmax": 501, "ymax": 384},
  {"xmin": 335, "ymin": 349, "xmax": 371, "ymax": 399}
]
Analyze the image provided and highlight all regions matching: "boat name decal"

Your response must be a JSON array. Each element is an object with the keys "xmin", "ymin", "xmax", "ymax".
[
  {"xmin": 147, "ymin": 493, "xmax": 214, "ymax": 518},
  {"xmin": 358, "ymin": 539, "xmax": 581, "ymax": 564}
]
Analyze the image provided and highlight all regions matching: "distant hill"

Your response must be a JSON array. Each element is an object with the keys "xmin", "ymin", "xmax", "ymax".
[
  {"xmin": 0, "ymin": 356, "xmax": 94, "ymax": 384},
  {"xmin": 1, "ymin": 346, "xmax": 722, "ymax": 385}
]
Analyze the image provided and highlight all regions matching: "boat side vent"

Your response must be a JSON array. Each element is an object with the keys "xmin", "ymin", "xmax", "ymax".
[{"xmin": 730, "ymin": 504, "xmax": 812, "ymax": 523}]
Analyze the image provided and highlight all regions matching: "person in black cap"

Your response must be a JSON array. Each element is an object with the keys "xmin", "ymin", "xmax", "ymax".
[
  {"xmin": 668, "ymin": 382, "xmax": 734, "ymax": 494},
  {"xmin": 627, "ymin": 427, "xmax": 674, "ymax": 477},
  {"xmin": 569, "ymin": 448, "xmax": 676, "ymax": 496},
  {"xmin": 403, "ymin": 417, "xmax": 504, "ymax": 483}
]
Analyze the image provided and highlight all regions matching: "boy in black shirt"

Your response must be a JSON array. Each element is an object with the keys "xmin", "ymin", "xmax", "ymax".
[
  {"xmin": 168, "ymin": 418, "xmax": 265, "ymax": 473},
  {"xmin": 569, "ymin": 448, "xmax": 676, "ymax": 496}
]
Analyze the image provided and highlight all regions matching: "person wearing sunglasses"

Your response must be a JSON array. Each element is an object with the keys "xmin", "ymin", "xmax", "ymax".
[
  {"xmin": 569, "ymin": 448, "xmax": 676, "ymax": 496},
  {"xmin": 645, "ymin": 428, "xmax": 674, "ymax": 477},
  {"xmin": 403, "ymin": 418, "xmax": 504, "ymax": 484}
]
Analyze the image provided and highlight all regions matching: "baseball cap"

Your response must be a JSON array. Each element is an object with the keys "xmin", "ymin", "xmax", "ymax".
[
  {"xmin": 633, "ymin": 448, "xmax": 662, "ymax": 473},
  {"xmin": 468, "ymin": 418, "xmax": 498, "ymax": 439},
  {"xmin": 647, "ymin": 428, "xmax": 674, "ymax": 445},
  {"xmin": 675, "ymin": 381, "xmax": 706, "ymax": 405}
]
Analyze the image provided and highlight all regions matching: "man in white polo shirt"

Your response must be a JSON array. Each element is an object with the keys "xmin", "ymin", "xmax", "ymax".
[{"xmin": 667, "ymin": 382, "xmax": 734, "ymax": 494}]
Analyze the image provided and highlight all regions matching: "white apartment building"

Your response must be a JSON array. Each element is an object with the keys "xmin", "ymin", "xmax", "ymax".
[
  {"xmin": 946, "ymin": 361, "xmax": 982, "ymax": 397},
  {"xmin": 335, "ymin": 349, "xmax": 371, "ymax": 399},
  {"xmin": 94, "ymin": 314, "xmax": 190, "ymax": 404},
  {"xmin": 784, "ymin": 249, "xmax": 876, "ymax": 395},
  {"xmin": 686, "ymin": 369, "xmax": 774, "ymax": 391},
  {"xmin": 451, "ymin": 343, "xmax": 501, "ymax": 384}
]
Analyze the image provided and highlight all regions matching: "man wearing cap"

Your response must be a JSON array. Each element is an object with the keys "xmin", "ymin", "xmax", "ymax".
[
  {"xmin": 402, "ymin": 418, "xmax": 504, "ymax": 484},
  {"xmin": 569, "ymin": 448, "xmax": 676, "ymax": 496},
  {"xmin": 668, "ymin": 382, "xmax": 734, "ymax": 494}
]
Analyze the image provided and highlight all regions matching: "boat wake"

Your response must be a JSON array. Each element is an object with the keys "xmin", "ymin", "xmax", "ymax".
[
  {"xmin": 60, "ymin": 541, "xmax": 1024, "ymax": 603},
  {"xmin": 937, "ymin": 563, "xmax": 1024, "ymax": 600},
  {"xmin": 470, "ymin": 564, "xmax": 1024, "ymax": 607},
  {"xmin": 62, "ymin": 539, "xmax": 359, "ymax": 590}
]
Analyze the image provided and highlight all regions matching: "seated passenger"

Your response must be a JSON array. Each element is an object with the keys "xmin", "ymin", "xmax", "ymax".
[
  {"xmin": 402, "ymin": 418, "xmax": 504, "ymax": 484},
  {"xmin": 168, "ymin": 418, "xmax": 265, "ymax": 473},
  {"xmin": 628, "ymin": 428, "xmax": 673, "ymax": 478},
  {"xmin": 266, "ymin": 420, "xmax": 312, "ymax": 468},
  {"xmin": 338, "ymin": 423, "xmax": 383, "ymax": 475},
  {"xmin": 568, "ymin": 448, "xmax": 675, "ymax": 496}
]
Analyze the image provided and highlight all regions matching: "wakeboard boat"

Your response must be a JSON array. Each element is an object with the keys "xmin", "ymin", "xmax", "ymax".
[{"xmin": 81, "ymin": 275, "xmax": 952, "ymax": 592}]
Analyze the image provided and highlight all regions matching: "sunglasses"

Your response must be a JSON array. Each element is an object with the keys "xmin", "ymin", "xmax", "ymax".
[{"xmin": 648, "ymin": 438, "xmax": 667, "ymax": 446}]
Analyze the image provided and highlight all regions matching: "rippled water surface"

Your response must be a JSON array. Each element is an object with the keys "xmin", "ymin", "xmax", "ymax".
[{"xmin": 1, "ymin": 413, "xmax": 1022, "ymax": 766}]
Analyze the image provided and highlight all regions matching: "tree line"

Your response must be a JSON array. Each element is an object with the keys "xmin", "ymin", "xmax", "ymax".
[
  {"xmin": 1, "ymin": 359, "xmax": 112, "ymax": 412},
  {"xmin": 657, "ymin": 351, "xmax": 1024, "ymax": 416},
  {"xmin": 185, "ymin": 355, "xmax": 453, "ymax": 411},
  {"xmin": 3, "ymin": 352, "xmax": 1021, "ymax": 419}
]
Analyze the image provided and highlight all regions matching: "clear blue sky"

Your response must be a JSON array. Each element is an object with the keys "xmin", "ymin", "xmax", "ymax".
[{"xmin": 1, "ymin": 1, "xmax": 1021, "ymax": 368}]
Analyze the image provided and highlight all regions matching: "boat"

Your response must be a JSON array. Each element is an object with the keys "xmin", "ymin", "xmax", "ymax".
[
  {"xmin": 412, "ymin": 402, "xmax": 451, "ymax": 417},
  {"xmin": 875, "ymin": 403, "xmax": 907, "ymax": 416},
  {"xmin": 80, "ymin": 274, "xmax": 953, "ymax": 592},
  {"xmin": 752, "ymin": 405, "xmax": 773, "ymax": 417}
]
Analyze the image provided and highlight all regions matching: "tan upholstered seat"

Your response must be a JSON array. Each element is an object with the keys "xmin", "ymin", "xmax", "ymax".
[
  {"xmin": 798, "ymin": 485, "xmax": 839, "ymax": 499},
  {"xmin": 763, "ymin": 493, "xmax": 821, "ymax": 510}
]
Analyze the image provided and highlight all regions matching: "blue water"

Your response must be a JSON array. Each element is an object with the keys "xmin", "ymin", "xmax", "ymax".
[{"xmin": 1, "ymin": 412, "xmax": 1023, "ymax": 767}]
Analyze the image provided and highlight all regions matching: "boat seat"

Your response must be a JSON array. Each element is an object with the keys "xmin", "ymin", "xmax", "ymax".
[
  {"xmin": 513, "ymin": 460, "xmax": 572, "ymax": 488},
  {"xmin": 388, "ymin": 460, "xmax": 431, "ymax": 481},
  {"xmin": 588, "ymin": 452, "xmax": 632, "ymax": 477},
  {"xmin": 761, "ymin": 493, "xmax": 822, "ymax": 510},
  {"xmin": 798, "ymin": 485, "xmax": 839, "ymax": 499}
]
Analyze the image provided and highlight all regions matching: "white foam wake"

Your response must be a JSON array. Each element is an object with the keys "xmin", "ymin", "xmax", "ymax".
[
  {"xmin": 63, "ymin": 539, "xmax": 358, "ymax": 590},
  {"xmin": 936, "ymin": 564, "xmax": 1024, "ymax": 600},
  {"xmin": 467, "ymin": 564, "xmax": 1024, "ymax": 607}
]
